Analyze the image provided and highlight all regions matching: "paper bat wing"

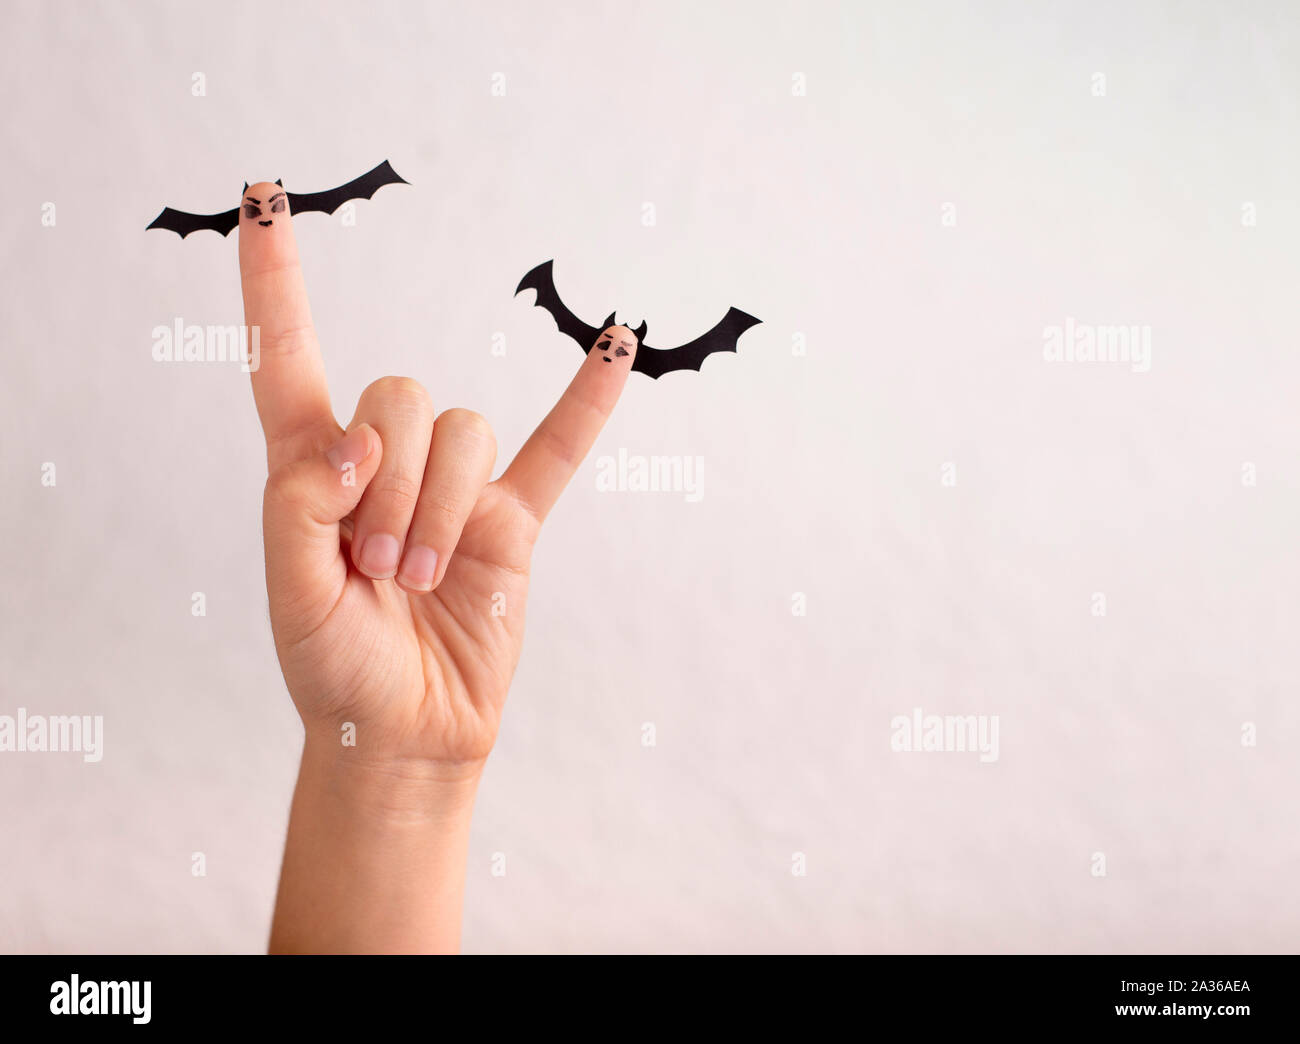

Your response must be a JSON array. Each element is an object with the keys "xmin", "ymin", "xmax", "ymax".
[
  {"xmin": 635, "ymin": 307, "xmax": 761, "ymax": 379},
  {"xmin": 286, "ymin": 159, "xmax": 408, "ymax": 217},
  {"xmin": 515, "ymin": 260, "xmax": 603, "ymax": 351},
  {"xmin": 146, "ymin": 206, "xmax": 240, "ymax": 238}
]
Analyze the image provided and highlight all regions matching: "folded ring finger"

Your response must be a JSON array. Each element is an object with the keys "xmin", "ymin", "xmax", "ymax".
[
  {"xmin": 397, "ymin": 408, "xmax": 497, "ymax": 593},
  {"xmin": 348, "ymin": 377, "xmax": 436, "ymax": 580}
]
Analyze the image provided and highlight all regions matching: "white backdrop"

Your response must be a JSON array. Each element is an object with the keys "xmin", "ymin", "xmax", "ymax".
[{"xmin": 1, "ymin": 0, "xmax": 1297, "ymax": 953}]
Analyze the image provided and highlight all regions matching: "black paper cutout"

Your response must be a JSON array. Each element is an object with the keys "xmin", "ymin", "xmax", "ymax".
[
  {"xmin": 147, "ymin": 160, "xmax": 408, "ymax": 238},
  {"xmin": 515, "ymin": 260, "xmax": 760, "ymax": 379}
]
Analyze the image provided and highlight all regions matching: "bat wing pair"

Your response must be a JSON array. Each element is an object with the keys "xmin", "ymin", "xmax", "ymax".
[
  {"xmin": 147, "ymin": 160, "xmax": 407, "ymax": 238},
  {"xmin": 515, "ymin": 260, "xmax": 760, "ymax": 379}
]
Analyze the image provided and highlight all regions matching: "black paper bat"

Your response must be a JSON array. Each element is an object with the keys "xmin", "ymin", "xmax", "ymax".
[
  {"xmin": 515, "ymin": 260, "xmax": 760, "ymax": 379},
  {"xmin": 146, "ymin": 159, "xmax": 408, "ymax": 238}
]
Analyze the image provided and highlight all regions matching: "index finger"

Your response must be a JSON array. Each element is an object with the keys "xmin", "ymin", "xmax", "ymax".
[
  {"xmin": 500, "ymin": 325, "xmax": 638, "ymax": 522},
  {"xmin": 238, "ymin": 181, "xmax": 336, "ymax": 469}
]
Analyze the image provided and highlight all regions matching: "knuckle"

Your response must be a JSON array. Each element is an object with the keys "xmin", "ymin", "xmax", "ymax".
[
  {"xmin": 538, "ymin": 424, "xmax": 578, "ymax": 467},
  {"xmin": 441, "ymin": 407, "xmax": 494, "ymax": 441},
  {"xmin": 366, "ymin": 375, "xmax": 432, "ymax": 413},
  {"xmin": 441, "ymin": 408, "xmax": 497, "ymax": 463},
  {"xmin": 254, "ymin": 322, "xmax": 315, "ymax": 357},
  {"xmin": 418, "ymin": 492, "xmax": 463, "ymax": 530},
  {"xmin": 368, "ymin": 471, "xmax": 423, "ymax": 505},
  {"xmin": 263, "ymin": 461, "xmax": 313, "ymax": 517}
]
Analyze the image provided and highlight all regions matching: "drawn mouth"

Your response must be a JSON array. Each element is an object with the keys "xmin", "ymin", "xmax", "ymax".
[{"xmin": 258, "ymin": 220, "xmax": 272, "ymax": 227}]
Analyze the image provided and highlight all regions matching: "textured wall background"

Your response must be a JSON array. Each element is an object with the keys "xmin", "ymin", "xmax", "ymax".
[{"xmin": 1, "ymin": 0, "xmax": 1297, "ymax": 953}]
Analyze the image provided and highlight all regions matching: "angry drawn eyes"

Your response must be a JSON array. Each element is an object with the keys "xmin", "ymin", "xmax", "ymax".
[
  {"xmin": 596, "ymin": 334, "xmax": 633, "ymax": 362},
  {"xmin": 243, "ymin": 191, "xmax": 287, "ymax": 227}
]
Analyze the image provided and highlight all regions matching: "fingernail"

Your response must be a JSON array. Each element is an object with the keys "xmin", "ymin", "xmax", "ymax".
[
  {"xmin": 594, "ymin": 325, "xmax": 639, "ymax": 366},
  {"xmin": 326, "ymin": 426, "xmax": 372, "ymax": 470},
  {"xmin": 240, "ymin": 180, "xmax": 290, "ymax": 230},
  {"xmin": 358, "ymin": 533, "xmax": 401, "ymax": 578},
  {"xmin": 397, "ymin": 546, "xmax": 439, "ymax": 591}
]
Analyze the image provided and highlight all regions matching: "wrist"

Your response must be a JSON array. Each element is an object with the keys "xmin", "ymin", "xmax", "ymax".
[
  {"xmin": 272, "ymin": 736, "xmax": 481, "ymax": 953},
  {"xmin": 298, "ymin": 733, "xmax": 484, "ymax": 826}
]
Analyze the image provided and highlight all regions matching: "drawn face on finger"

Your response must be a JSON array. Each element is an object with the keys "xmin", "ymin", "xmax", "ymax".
[
  {"xmin": 594, "ymin": 326, "xmax": 634, "ymax": 364},
  {"xmin": 242, "ymin": 191, "xmax": 287, "ymax": 227}
]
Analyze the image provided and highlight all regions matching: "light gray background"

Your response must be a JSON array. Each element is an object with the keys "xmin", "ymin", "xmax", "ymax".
[{"xmin": 1, "ymin": 0, "xmax": 1297, "ymax": 953}]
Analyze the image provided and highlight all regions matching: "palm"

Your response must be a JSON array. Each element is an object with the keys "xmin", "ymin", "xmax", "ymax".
[{"xmin": 273, "ymin": 480, "xmax": 542, "ymax": 765}]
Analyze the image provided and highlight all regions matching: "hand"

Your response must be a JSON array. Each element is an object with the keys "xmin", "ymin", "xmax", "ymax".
[
  {"xmin": 242, "ymin": 183, "xmax": 637, "ymax": 774},
  {"xmin": 237, "ymin": 184, "xmax": 638, "ymax": 951}
]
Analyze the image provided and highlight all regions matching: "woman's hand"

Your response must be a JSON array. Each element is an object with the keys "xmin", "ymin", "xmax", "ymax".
[{"xmin": 236, "ymin": 184, "xmax": 638, "ymax": 952}]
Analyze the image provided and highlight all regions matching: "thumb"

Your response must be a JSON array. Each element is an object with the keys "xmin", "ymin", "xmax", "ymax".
[{"xmin": 262, "ymin": 423, "xmax": 383, "ymax": 636}]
